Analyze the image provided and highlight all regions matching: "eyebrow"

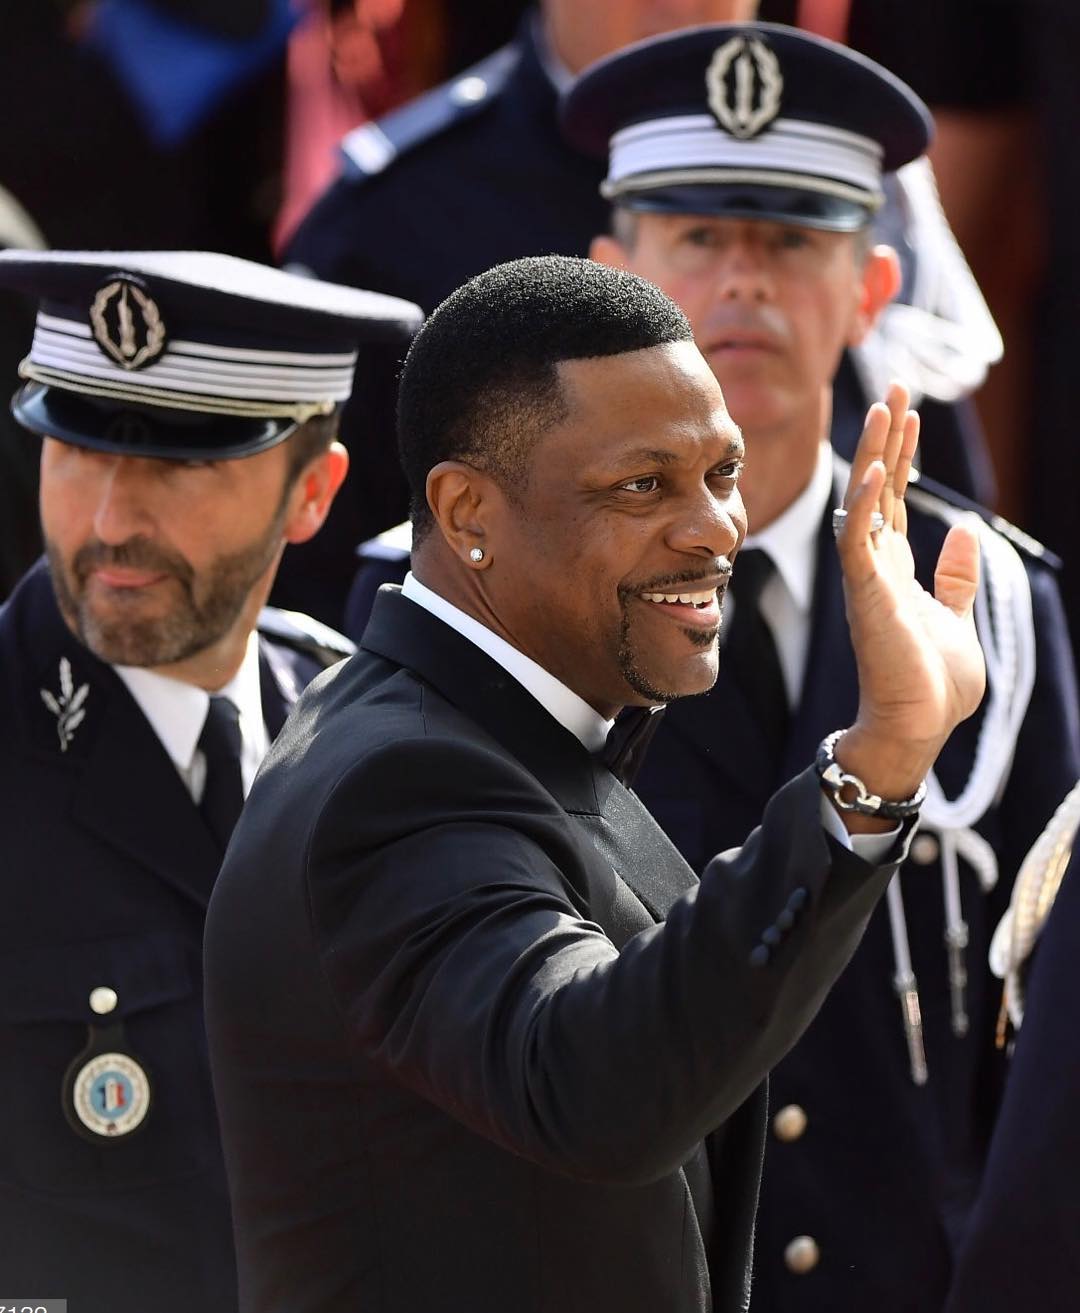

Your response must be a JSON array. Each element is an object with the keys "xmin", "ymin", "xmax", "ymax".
[{"xmin": 614, "ymin": 433, "xmax": 745, "ymax": 467}]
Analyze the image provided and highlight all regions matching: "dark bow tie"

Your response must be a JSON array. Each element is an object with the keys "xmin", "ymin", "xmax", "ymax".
[{"xmin": 602, "ymin": 705, "xmax": 667, "ymax": 787}]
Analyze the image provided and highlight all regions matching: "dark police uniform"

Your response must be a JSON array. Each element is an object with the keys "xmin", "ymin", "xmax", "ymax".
[
  {"xmin": 632, "ymin": 463, "xmax": 1080, "ymax": 1311},
  {"xmin": 279, "ymin": 9, "xmax": 993, "ymax": 629},
  {"xmin": 0, "ymin": 249, "xmax": 420, "ymax": 1312},
  {"xmin": 0, "ymin": 562, "xmax": 350, "ymax": 1312}
]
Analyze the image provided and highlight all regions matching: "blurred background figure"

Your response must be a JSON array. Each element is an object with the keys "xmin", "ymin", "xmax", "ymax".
[{"xmin": 0, "ymin": 184, "xmax": 45, "ymax": 600}]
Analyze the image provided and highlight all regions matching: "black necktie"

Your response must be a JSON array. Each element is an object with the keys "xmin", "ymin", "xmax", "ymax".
[
  {"xmin": 603, "ymin": 705, "xmax": 667, "ymax": 788},
  {"xmin": 197, "ymin": 696, "xmax": 244, "ymax": 850},
  {"xmin": 725, "ymin": 548, "xmax": 790, "ymax": 765}
]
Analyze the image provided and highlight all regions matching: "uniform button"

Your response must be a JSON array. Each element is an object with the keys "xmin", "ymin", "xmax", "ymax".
[
  {"xmin": 786, "ymin": 887, "xmax": 808, "ymax": 913},
  {"xmin": 776, "ymin": 907, "xmax": 795, "ymax": 931},
  {"xmin": 89, "ymin": 986, "xmax": 118, "ymax": 1016},
  {"xmin": 772, "ymin": 1103, "xmax": 808, "ymax": 1143},
  {"xmin": 749, "ymin": 944, "xmax": 771, "ymax": 968},
  {"xmin": 911, "ymin": 833, "xmax": 940, "ymax": 864},
  {"xmin": 762, "ymin": 925, "xmax": 782, "ymax": 947},
  {"xmin": 784, "ymin": 1235, "xmax": 820, "ymax": 1275},
  {"xmin": 451, "ymin": 75, "xmax": 488, "ymax": 105}
]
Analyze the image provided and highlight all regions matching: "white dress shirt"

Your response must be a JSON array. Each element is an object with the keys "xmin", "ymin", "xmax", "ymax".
[
  {"xmin": 115, "ymin": 629, "xmax": 269, "ymax": 803},
  {"xmin": 739, "ymin": 440, "xmax": 836, "ymax": 707},
  {"xmin": 401, "ymin": 569, "xmax": 894, "ymax": 859}
]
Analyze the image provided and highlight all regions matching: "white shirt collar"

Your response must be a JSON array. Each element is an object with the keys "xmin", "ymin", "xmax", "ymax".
[
  {"xmin": 743, "ymin": 441, "xmax": 835, "ymax": 614},
  {"xmin": 401, "ymin": 572, "xmax": 614, "ymax": 753},
  {"xmin": 115, "ymin": 629, "xmax": 268, "ymax": 790}
]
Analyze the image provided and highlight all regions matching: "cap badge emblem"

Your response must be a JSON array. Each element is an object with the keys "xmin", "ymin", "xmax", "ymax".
[
  {"xmin": 706, "ymin": 36, "xmax": 783, "ymax": 139},
  {"xmin": 40, "ymin": 656, "xmax": 89, "ymax": 752},
  {"xmin": 89, "ymin": 276, "xmax": 167, "ymax": 371}
]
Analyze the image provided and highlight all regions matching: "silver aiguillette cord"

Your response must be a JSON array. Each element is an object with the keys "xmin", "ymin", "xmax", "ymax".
[{"xmin": 887, "ymin": 875, "xmax": 928, "ymax": 1085}]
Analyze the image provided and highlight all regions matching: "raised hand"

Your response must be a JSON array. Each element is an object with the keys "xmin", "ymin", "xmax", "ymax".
[{"xmin": 832, "ymin": 382, "xmax": 986, "ymax": 821}]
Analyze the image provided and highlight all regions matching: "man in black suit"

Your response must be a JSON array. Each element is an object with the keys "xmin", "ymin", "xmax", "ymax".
[
  {"xmin": 206, "ymin": 254, "xmax": 986, "ymax": 1312},
  {"xmin": 0, "ymin": 250, "xmax": 420, "ymax": 1313},
  {"xmin": 571, "ymin": 24, "xmax": 1080, "ymax": 1309}
]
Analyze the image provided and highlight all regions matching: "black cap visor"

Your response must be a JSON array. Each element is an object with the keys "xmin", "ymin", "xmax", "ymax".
[
  {"xmin": 13, "ymin": 382, "xmax": 303, "ymax": 461},
  {"xmin": 617, "ymin": 182, "xmax": 872, "ymax": 232}
]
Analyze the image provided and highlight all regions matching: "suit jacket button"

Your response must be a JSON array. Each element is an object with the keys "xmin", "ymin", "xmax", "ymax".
[
  {"xmin": 762, "ymin": 925, "xmax": 782, "ymax": 947},
  {"xmin": 749, "ymin": 944, "xmax": 771, "ymax": 968},
  {"xmin": 784, "ymin": 1235, "xmax": 820, "ymax": 1274},
  {"xmin": 910, "ymin": 833, "xmax": 940, "ymax": 864},
  {"xmin": 776, "ymin": 907, "xmax": 795, "ymax": 931},
  {"xmin": 786, "ymin": 887, "xmax": 809, "ymax": 913},
  {"xmin": 772, "ymin": 1103, "xmax": 808, "ymax": 1143}
]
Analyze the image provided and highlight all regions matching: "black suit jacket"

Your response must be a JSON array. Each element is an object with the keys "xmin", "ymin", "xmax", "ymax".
[
  {"xmin": 633, "ymin": 461, "xmax": 1080, "ymax": 1311},
  {"xmin": 0, "ymin": 561, "xmax": 336, "ymax": 1313},
  {"xmin": 205, "ymin": 587, "xmax": 910, "ymax": 1312}
]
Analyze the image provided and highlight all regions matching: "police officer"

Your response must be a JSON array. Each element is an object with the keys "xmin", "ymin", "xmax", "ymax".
[
  {"xmin": 0, "ymin": 250, "xmax": 420, "ymax": 1313},
  {"xmin": 560, "ymin": 24, "xmax": 1080, "ymax": 1311}
]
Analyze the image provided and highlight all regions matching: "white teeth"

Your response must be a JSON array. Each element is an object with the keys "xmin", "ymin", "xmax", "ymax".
[{"xmin": 641, "ymin": 589, "xmax": 716, "ymax": 607}]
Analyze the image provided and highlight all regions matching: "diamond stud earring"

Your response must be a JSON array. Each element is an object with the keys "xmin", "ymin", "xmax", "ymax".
[{"xmin": 469, "ymin": 547, "xmax": 485, "ymax": 563}]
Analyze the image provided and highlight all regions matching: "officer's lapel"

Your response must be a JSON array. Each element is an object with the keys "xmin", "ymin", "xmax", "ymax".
[
  {"xmin": 69, "ymin": 674, "xmax": 223, "ymax": 908},
  {"xmin": 783, "ymin": 464, "xmax": 859, "ymax": 775},
  {"xmin": 258, "ymin": 638, "xmax": 302, "ymax": 739}
]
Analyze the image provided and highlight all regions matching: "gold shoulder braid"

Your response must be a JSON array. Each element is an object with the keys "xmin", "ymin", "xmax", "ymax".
[{"xmin": 990, "ymin": 778, "xmax": 1080, "ymax": 1047}]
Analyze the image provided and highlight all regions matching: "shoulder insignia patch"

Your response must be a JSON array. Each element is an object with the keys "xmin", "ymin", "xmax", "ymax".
[
  {"xmin": 258, "ymin": 606, "xmax": 356, "ymax": 668},
  {"xmin": 340, "ymin": 42, "xmax": 520, "ymax": 179}
]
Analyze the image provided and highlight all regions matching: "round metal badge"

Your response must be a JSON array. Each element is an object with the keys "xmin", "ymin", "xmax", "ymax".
[{"xmin": 68, "ymin": 1051, "xmax": 152, "ymax": 1139}]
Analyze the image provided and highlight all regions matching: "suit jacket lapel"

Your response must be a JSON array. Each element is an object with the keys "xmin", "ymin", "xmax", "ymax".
[{"xmin": 360, "ymin": 589, "xmax": 697, "ymax": 916}]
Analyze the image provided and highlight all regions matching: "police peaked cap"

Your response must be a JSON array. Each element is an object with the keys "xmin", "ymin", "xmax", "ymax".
[
  {"xmin": 0, "ymin": 249, "xmax": 424, "ymax": 460},
  {"xmin": 561, "ymin": 23, "xmax": 933, "ymax": 232}
]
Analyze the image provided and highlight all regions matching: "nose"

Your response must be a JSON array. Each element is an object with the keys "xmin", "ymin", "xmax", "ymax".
[
  {"xmin": 91, "ymin": 456, "xmax": 156, "ymax": 544},
  {"xmin": 713, "ymin": 240, "xmax": 773, "ymax": 304},
  {"xmin": 665, "ymin": 482, "xmax": 745, "ymax": 561}
]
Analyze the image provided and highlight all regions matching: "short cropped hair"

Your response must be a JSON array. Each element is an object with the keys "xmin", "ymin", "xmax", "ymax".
[
  {"xmin": 284, "ymin": 406, "xmax": 340, "ymax": 485},
  {"xmin": 397, "ymin": 255, "xmax": 693, "ymax": 541}
]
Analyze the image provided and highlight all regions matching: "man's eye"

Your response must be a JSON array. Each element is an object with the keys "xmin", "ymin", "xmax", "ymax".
[
  {"xmin": 777, "ymin": 229, "xmax": 810, "ymax": 250},
  {"xmin": 682, "ymin": 227, "xmax": 719, "ymax": 248},
  {"xmin": 710, "ymin": 460, "xmax": 744, "ymax": 483},
  {"xmin": 619, "ymin": 475, "xmax": 660, "ymax": 494}
]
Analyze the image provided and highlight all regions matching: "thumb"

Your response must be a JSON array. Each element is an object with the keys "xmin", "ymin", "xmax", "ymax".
[{"xmin": 934, "ymin": 519, "xmax": 980, "ymax": 619}]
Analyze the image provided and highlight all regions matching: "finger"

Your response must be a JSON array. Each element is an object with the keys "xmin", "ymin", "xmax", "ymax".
[
  {"xmin": 893, "ymin": 409, "xmax": 919, "ymax": 508},
  {"xmin": 838, "ymin": 459, "xmax": 887, "ymax": 572},
  {"xmin": 879, "ymin": 381, "xmax": 910, "ymax": 523},
  {"xmin": 933, "ymin": 519, "xmax": 981, "ymax": 619},
  {"xmin": 844, "ymin": 402, "xmax": 890, "ymax": 510}
]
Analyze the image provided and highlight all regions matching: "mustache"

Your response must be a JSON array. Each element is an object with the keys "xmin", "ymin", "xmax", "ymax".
[
  {"xmin": 621, "ymin": 562, "xmax": 733, "ymax": 599},
  {"xmin": 72, "ymin": 537, "xmax": 193, "ymax": 587},
  {"xmin": 701, "ymin": 305, "xmax": 788, "ymax": 340}
]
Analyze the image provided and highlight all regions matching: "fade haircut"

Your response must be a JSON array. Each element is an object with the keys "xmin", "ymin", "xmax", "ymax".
[{"xmin": 397, "ymin": 255, "xmax": 693, "ymax": 542}]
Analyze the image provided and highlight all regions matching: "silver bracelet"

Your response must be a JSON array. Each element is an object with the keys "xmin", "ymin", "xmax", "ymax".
[{"xmin": 815, "ymin": 729, "xmax": 926, "ymax": 819}]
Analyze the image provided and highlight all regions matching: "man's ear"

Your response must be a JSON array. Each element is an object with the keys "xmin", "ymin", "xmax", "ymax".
[
  {"xmin": 848, "ymin": 244, "xmax": 902, "ymax": 347},
  {"xmin": 425, "ymin": 460, "xmax": 503, "ymax": 567},
  {"xmin": 283, "ymin": 441, "xmax": 349, "ymax": 544},
  {"xmin": 590, "ymin": 234, "xmax": 627, "ymax": 270}
]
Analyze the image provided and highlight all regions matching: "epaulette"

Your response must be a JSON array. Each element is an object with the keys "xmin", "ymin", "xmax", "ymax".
[
  {"xmin": 906, "ymin": 468, "xmax": 1060, "ymax": 569},
  {"xmin": 355, "ymin": 519, "xmax": 412, "ymax": 562},
  {"xmin": 258, "ymin": 606, "xmax": 356, "ymax": 668},
  {"xmin": 340, "ymin": 43, "xmax": 521, "ymax": 180}
]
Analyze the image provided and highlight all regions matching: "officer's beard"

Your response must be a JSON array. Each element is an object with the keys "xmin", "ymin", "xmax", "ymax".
[{"xmin": 45, "ymin": 508, "xmax": 287, "ymax": 669}]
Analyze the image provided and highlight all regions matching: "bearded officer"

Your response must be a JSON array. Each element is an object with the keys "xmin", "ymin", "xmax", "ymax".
[
  {"xmin": 559, "ymin": 24, "xmax": 1080, "ymax": 1311},
  {"xmin": 0, "ymin": 250, "xmax": 420, "ymax": 1313}
]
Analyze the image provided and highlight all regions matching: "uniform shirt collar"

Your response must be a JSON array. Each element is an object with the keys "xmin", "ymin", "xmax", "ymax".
[
  {"xmin": 401, "ymin": 572, "xmax": 614, "ymax": 753},
  {"xmin": 114, "ymin": 628, "xmax": 267, "ymax": 782},
  {"xmin": 743, "ymin": 441, "xmax": 834, "ymax": 613}
]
